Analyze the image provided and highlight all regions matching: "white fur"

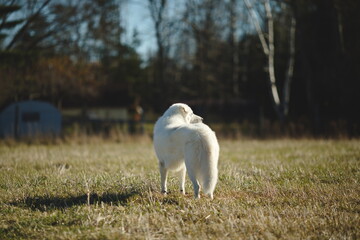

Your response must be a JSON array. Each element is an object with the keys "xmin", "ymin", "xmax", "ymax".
[{"xmin": 153, "ymin": 103, "xmax": 219, "ymax": 199}]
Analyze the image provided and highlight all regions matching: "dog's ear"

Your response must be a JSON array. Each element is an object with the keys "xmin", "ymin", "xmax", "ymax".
[{"xmin": 181, "ymin": 106, "xmax": 189, "ymax": 114}]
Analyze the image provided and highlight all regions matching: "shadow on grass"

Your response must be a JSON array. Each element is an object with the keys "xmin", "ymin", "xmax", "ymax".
[{"xmin": 10, "ymin": 191, "xmax": 139, "ymax": 211}]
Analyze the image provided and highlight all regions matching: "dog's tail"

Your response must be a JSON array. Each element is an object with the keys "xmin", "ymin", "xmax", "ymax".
[{"xmin": 198, "ymin": 127, "xmax": 219, "ymax": 199}]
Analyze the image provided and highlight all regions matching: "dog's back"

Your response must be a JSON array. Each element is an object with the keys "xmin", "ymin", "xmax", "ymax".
[{"xmin": 153, "ymin": 115, "xmax": 187, "ymax": 171}]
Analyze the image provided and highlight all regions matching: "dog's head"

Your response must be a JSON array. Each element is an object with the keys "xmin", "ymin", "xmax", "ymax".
[{"xmin": 166, "ymin": 103, "xmax": 203, "ymax": 124}]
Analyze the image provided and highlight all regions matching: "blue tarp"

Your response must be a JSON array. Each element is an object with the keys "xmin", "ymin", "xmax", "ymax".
[{"xmin": 0, "ymin": 100, "xmax": 61, "ymax": 138}]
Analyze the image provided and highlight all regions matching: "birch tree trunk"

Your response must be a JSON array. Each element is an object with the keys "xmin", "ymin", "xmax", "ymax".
[
  {"xmin": 283, "ymin": 16, "xmax": 296, "ymax": 117},
  {"xmin": 264, "ymin": 0, "xmax": 282, "ymax": 120},
  {"xmin": 244, "ymin": 0, "xmax": 296, "ymax": 122},
  {"xmin": 243, "ymin": 0, "xmax": 269, "ymax": 55}
]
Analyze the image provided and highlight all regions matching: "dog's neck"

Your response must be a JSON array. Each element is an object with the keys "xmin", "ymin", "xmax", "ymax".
[{"xmin": 163, "ymin": 114, "xmax": 188, "ymax": 127}]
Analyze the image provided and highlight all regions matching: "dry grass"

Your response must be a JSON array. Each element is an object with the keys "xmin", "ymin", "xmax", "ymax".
[{"xmin": 0, "ymin": 139, "xmax": 359, "ymax": 239}]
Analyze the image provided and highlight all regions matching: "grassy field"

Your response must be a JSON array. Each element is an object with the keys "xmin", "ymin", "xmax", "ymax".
[{"xmin": 0, "ymin": 138, "xmax": 359, "ymax": 239}]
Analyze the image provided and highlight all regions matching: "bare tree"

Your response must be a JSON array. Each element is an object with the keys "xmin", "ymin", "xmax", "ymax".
[
  {"xmin": 244, "ymin": 0, "xmax": 296, "ymax": 121},
  {"xmin": 180, "ymin": 0, "xmax": 228, "ymax": 100},
  {"xmin": 5, "ymin": 0, "xmax": 52, "ymax": 50},
  {"xmin": 228, "ymin": 0, "xmax": 240, "ymax": 96},
  {"xmin": 148, "ymin": 0, "xmax": 167, "ymax": 85},
  {"xmin": 283, "ymin": 15, "xmax": 296, "ymax": 117}
]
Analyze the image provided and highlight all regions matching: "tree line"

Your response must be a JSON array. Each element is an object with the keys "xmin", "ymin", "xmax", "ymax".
[{"xmin": 0, "ymin": 0, "xmax": 359, "ymax": 136}]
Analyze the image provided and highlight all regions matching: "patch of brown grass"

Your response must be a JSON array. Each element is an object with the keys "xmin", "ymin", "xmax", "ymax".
[{"xmin": 0, "ymin": 139, "xmax": 359, "ymax": 239}]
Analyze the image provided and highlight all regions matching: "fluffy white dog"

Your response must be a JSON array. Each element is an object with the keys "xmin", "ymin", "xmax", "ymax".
[{"xmin": 153, "ymin": 103, "xmax": 219, "ymax": 199}]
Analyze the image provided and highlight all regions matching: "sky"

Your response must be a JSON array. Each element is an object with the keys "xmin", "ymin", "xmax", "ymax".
[
  {"xmin": 121, "ymin": 1, "xmax": 157, "ymax": 59},
  {"xmin": 121, "ymin": 0, "xmax": 186, "ymax": 60}
]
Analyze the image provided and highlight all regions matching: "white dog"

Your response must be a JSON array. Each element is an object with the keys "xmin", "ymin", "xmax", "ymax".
[{"xmin": 153, "ymin": 103, "xmax": 219, "ymax": 199}]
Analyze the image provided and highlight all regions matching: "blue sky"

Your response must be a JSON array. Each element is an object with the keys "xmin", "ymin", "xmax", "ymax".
[
  {"xmin": 122, "ymin": 1, "xmax": 156, "ymax": 58},
  {"xmin": 121, "ymin": 0, "xmax": 186, "ymax": 59}
]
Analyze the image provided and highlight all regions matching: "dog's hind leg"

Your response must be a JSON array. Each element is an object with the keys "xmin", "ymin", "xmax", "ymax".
[
  {"xmin": 178, "ymin": 167, "xmax": 186, "ymax": 195},
  {"xmin": 185, "ymin": 143, "xmax": 200, "ymax": 198},
  {"xmin": 185, "ymin": 158, "xmax": 200, "ymax": 198},
  {"xmin": 159, "ymin": 162, "xmax": 168, "ymax": 194},
  {"xmin": 185, "ymin": 142, "xmax": 201, "ymax": 199},
  {"xmin": 187, "ymin": 169, "xmax": 200, "ymax": 199}
]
